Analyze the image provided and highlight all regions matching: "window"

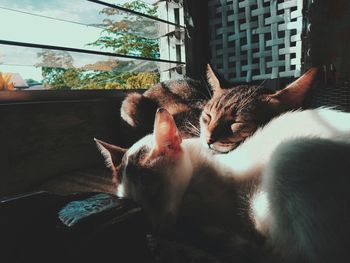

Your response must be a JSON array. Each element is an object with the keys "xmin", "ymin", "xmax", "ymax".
[{"xmin": 0, "ymin": 0, "xmax": 186, "ymax": 91}]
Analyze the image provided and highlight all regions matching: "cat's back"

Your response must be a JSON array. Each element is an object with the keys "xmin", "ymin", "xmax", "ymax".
[
  {"xmin": 144, "ymin": 78, "xmax": 205, "ymax": 102},
  {"xmin": 120, "ymin": 79, "xmax": 206, "ymax": 137},
  {"xmin": 247, "ymin": 108, "xmax": 350, "ymax": 144},
  {"xmin": 215, "ymin": 108, "xmax": 350, "ymax": 178},
  {"xmin": 262, "ymin": 137, "xmax": 350, "ymax": 262},
  {"xmin": 261, "ymin": 108, "xmax": 350, "ymax": 138}
]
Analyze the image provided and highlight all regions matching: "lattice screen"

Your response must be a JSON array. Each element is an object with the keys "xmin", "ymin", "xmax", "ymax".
[{"xmin": 208, "ymin": 0, "xmax": 310, "ymax": 82}]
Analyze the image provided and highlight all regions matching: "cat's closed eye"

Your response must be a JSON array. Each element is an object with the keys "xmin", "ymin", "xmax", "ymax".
[
  {"xmin": 231, "ymin": 123, "xmax": 245, "ymax": 133},
  {"xmin": 238, "ymin": 105, "xmax": 254, "ymax": 114},
  {"xmin": 202, "ymin": 112, "xmax": 211, "ymax": 123}
]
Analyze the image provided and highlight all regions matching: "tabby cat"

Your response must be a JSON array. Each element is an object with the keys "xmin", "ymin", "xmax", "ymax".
[
  {"xmin": 121, "ymin": 65, "xmax": 318, "ymax": 152},
  {"xmin": 121, "ymin": 78, "xmax": 206, "ymax": 139},
  {"xmin": 96, "ymin": 108, "xmax": 350, "ymax": 262},
  {"xmin": 201, "ymin": 66, "xmax": 318, "ymax": 152}
]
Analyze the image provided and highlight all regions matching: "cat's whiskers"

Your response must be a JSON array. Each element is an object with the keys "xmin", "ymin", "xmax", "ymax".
[
  {"xmin": 201, "ymin": 76, "xmax": 213, "ymax": 99},
  {"xmin": 257, "ymin": 79, "xmax": 267, "ymax": 90},
  {"xmin": 186, "ymin": 127, "xmax": 200, "ymax": 137},
  {"xmin": 185, "ymin": 121, "xmax": 201, "ymax": 136}
]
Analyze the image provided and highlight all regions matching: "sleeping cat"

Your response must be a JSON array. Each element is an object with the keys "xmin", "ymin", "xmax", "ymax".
[
  {"xmin": 121, "ymin": 78, "xmax": 206, "ymax": 139},
  {"xmin": 96, "ymin": 108, "xmax": 350, "ymax": 262},
  {"xmin": 200, "ymin": 66, "xmax": 318, "ymax": 152},
  {"xmin": 121, "ymin": 65, "xmax": 318, "ymax": 152}
]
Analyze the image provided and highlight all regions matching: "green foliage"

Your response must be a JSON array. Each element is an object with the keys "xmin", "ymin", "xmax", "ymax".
[
  {"xmin": 88, "ymin": 1, "xmax": 160, "ymax": 58},
  {"xmin": 90, "ymin": 34, "xmax": 159, "ymax": 58},
  {"xmin": 43, "ymin": 68, "xmax": 81, "ymax": 90},
  {"xmin": 122, "ymin": 2, "xmax": 158, "ymax": 17},
  {"xmin": 126, "ymin": 72, "xmax": 159, "ymax": 89},
  {"xmin": 36, "ymin": 50, "xmax": 78, "ymax": 89},
  {"xmin": 37, "ymin": 50, "xmax": 74, "ymax": 68},
  {"xmin": 37, "ymin": 1, "xmax": 160, "ymax": 90},
  {"xmin": 77, "ymin": 71, "xmax": 160, "ymax": 90}
]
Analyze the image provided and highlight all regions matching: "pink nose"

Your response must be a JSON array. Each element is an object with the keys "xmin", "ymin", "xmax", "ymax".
[{"xmin": 206, "ymin": 136, "xmax": 214, "ymax": 145}]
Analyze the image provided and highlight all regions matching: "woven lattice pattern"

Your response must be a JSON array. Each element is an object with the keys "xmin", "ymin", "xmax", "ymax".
[
  {"xmin": 209, "ymin": 0, "xmax": 305, "ymax": 82},
  {"xmin": 308, "ymin": 85, "xmax": 350, "ymax": 112}
]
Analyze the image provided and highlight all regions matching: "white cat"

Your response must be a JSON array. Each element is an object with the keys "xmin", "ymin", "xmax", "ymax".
[{"xmin": 96, "ymin": 108, "xmax": 350, "ymax": 262}]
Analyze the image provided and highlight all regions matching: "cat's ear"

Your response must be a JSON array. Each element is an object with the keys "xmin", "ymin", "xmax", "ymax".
[
  {"xmin": 94, "ymin": 138, "xmax": 127, "ymax": 170},
  {"xmin": 262, "ymin": 68, "xmax": 318, "ymax": 112},
  {"xmin": 152, "ymin": 108, "xmax": 182, "ymax": 156},
  {"xmin": 207, "ymin": 64, "xmax": 223, "ymax": 95}
]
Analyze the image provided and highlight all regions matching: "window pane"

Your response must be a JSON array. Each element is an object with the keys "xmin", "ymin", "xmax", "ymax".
[
  {"xmin": 0, "ymin": 44, "xmax": 179, "ymax": 90},
  {"xmin": 0, "ymin": 0, "xmax": 182, "ymax": 56},
  {"xmin": 0, "ymin": 0, "xmax": 186, "ymax": 91},
  {"xmin": 98, "ymin": 0, "xmax": 160, "ymax": 18},
  {"xmin": 99, "ymin": 0, "xmax": 184, "ymax": 25}
]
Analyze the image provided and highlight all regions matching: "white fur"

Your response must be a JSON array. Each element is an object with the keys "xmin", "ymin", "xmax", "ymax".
[
  {"xmin": 260, "ymin": 137, "xmax": 350, "ymax": 262},
  {"xmin": 215, "ymin": 108, "xmax": 350, "ymax": 177},
  {"xmin": 250, "ymin": 190, "xmax": 270, "ymax": 234},
  {"xmin": 119, "ymin": 108, "xmax": 350, "ymax": 260},
  {"xmin": 211, "ymin": 108, "xmax": 350, "ymax": 234},
  {"xmin": 117, "ymin": 136, "xmax": 152, "ymax": 198},
  {"xmin": 211, "ymin": 108, "xmax": 350, "ymax": 261},
  {"xmin": 118, "ymin": 134, "xmax": 195, "ymax": 229}
]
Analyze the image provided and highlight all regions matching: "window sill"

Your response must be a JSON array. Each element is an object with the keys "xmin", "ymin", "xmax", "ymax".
[{"xmin": 0, "ymin": 89, "xmax": 146, "ymax": 105}]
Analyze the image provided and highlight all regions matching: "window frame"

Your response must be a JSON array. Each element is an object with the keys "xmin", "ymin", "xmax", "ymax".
[
  {"xmin": 0, "ymin": 89, "xmax": 147, "ymax": 104},
  {"xmin": 0, "ymin": 0, "xmax": 193, "ymax": 104}
]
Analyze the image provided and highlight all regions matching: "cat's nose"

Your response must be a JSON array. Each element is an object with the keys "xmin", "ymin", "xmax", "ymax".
[{"xmin": 206, "ymin": 136, "xmax": 214, "ymax": 145}]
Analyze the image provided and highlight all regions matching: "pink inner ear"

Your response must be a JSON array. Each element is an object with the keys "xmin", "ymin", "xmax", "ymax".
[
  {"xmin": 277, "ymin": 68, "xmax": 318, "ymax": 104},
  {"xmin": 266, "ymin": 68, "xmax": 318, "ymax": 111},
  {"xmin": 153, "ymin": 108, "xmax": 182, "ymax": 154}
]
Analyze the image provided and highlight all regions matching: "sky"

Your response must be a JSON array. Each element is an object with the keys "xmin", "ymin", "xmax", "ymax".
[{"xmin": 0, "ymin": 0, "xmax": 160, "ymax": 81}]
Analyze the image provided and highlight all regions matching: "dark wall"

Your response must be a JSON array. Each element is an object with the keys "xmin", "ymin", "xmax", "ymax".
[
  {"xmin": 0, "ymin": 94, "xmax": 138, "ymax": 196},
  {"xmin": 184, "ymin": 0, "xmax": 209, "ymax": 82},
  {"xmin": 310, "ymin": 0, "xmax": 350, "ymax": 81},
  {"xmin": 306, "ymin": 0, "xmax": 350, "ymax": 111}
]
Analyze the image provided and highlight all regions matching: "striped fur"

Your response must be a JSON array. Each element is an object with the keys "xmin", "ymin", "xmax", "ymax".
[{"xmin": 201, "ymin": 66, "xmax": 318, "ymax": 152}]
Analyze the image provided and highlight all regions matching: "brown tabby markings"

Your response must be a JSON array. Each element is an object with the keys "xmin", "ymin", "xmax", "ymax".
[
  {"xmin": 201, "ymin": 65, "xmax": 318, "ymax": 152},
  {"xmin": 96, "ymin": 108, "xmax": 350, "ymax": 263},
  {"xmin": 120, "ymin": 65, "xmax": 318, "ymax": 153},
  {"xmin": 120, "ymin": 79, "xmax": 206, "ymax": 139},
  {"xmin": 201, "ymin": 85, "xmax": 275, "ymax": 151}
]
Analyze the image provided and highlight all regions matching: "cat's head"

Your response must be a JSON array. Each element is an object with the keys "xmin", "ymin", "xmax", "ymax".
[
  {"xmin": 201, "ymin": 66, "xmax": 318, "ymax": 153},
  {"xmin": 95, "ymin": 108, "xmax": 192, "ymax": 232}
]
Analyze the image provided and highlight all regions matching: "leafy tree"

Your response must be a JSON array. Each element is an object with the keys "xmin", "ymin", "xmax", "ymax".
[
  {"xmin": 84, "ymin": 0, "xmax": 161, "ymax": 89},
  {"xmin": 36, "ymin": 50, "xmax": 79, "ymax": 89},
  {"xmin": 37, "ymin": 50, "xmax": 74, "ymax": 68},
  {"xmin": 37, "ymin": 1, "xmax": 160, "ymax": 90},
  {"xmin": 89, "ymin": 1, "xmax": 159, "ymax": 58},
  {"xmin": 126, "ymin": 72, "xmax": 159, "ymax": 89},
  {"xmin": 47, "ymin": 68, "xmax": 82, "ymax": 90}
]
